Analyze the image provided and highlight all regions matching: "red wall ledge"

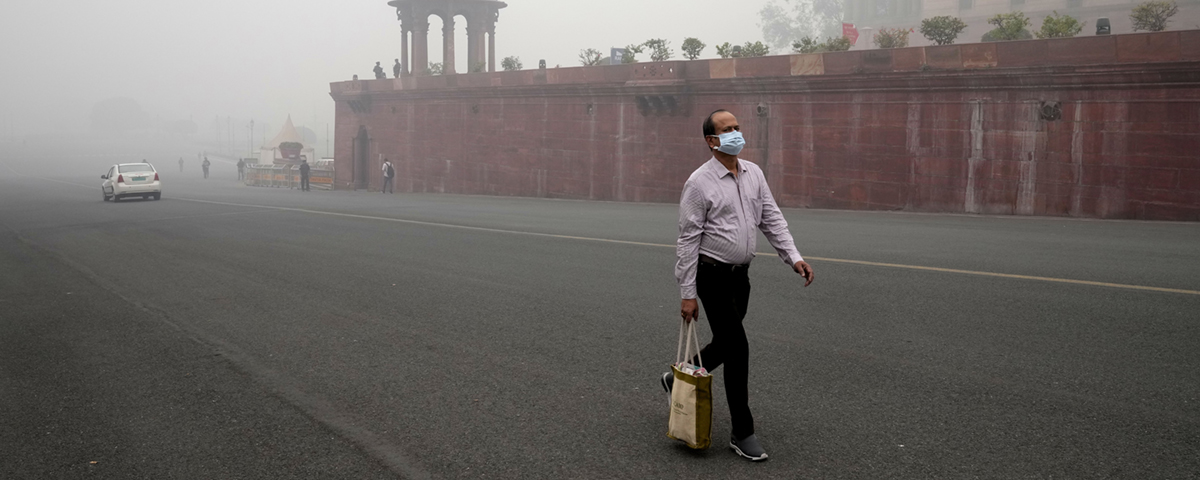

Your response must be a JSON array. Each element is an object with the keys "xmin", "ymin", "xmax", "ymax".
[{"xmin": 330, "ymin": 30, "xmax": 1200, "ymax": 221}]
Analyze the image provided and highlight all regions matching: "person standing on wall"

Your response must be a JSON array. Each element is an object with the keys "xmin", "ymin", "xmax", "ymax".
[
  {"xmin": 201, "ymin": 156, "xmax": 211, "ymax": 179},
  {"xmin": 236, "ymin": 158, "xmax": 246, "ymax": 180},
  {"xmin": 299, "ymin": 159, "xmax": 311, "ymax": 191},
  {"xmin": 393, "ymin": 59, "xmax": 402, "ymax": 78},
  {"xmin": 664, "ymin": 109, "xmax": 815, "ymax": 462},
  {"xmin": 381, "ymin": 158, "xmax": 395, "ymax": 194},
  {"xmin": 373, "ymin": 62, "xmax": 386, "ymax": 80}
]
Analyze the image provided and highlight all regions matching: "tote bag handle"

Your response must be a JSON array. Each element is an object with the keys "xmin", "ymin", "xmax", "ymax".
[{"xmin": 674, "ymin": 319, "xmax": 705, "ymax": 371}]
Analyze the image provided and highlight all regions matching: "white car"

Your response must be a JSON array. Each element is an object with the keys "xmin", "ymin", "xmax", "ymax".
[{"xmin": 101, "ymin": 163, "xmax": 162, "ymax": 201}]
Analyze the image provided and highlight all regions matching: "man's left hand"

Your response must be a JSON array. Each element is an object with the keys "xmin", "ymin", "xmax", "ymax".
[{"xmin": 793, "ymin": 261, "xmax": 814, "ymax": 287}]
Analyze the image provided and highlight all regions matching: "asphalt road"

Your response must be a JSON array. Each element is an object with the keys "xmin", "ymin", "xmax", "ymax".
[{"xmin": 2, "ymin": 155, "xmax": 1198, "ymax": 479}]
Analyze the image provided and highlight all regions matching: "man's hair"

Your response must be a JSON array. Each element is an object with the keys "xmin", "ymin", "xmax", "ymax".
[{"xmin": 702, "ymin": 109, "xmax": 730, "ymax": 138}]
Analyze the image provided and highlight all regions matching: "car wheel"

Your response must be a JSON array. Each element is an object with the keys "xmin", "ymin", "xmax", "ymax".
[
  {"xmin": 102, "ymin": 190, "xmax": 110, "ymax": 202},
  {"xmin": 153, "ymin": 193, "xmax": 161, "ymax": 200}
]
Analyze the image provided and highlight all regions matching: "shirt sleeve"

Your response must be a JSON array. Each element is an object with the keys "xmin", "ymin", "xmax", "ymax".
[
  {"xmin": 757, "ymin": 173, "xmax": 803, "ymax": 266},
  {"xmin": 675, "ymin": 179, "xmax": 706, "ymax": 299}
]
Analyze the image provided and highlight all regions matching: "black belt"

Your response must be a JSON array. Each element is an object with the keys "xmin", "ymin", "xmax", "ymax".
[{"xmin": 699, "ymin": 254, "xmax": 749, "ymax": 271}]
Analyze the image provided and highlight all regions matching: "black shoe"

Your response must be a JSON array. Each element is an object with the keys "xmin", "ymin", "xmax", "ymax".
[{"xmin": 730, "ymin": 434, "xmax": 768, "ymax": 461}]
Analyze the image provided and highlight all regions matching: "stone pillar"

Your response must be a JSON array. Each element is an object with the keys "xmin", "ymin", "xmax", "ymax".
[
  {"xmin": 411, "ymin": 16, "xmax": 429, "ymax": 74},
  {"xmin": 466, "ymin": 22, "xmax": 483, "ymax": 73},
  {"xmin": 442, "ymin": 15, "xmax": 456, "ymax": 74},
  {"xmin": 487, "ymin": 27, "xmax": 496, "ymax": 73},
  {"xmin": 400, "ymin": 28, "xmax": 410, "ymax": 75}
]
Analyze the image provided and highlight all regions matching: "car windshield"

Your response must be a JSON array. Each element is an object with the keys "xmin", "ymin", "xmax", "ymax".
[{"xmin": 119, "ymin": 164, "xmax": 154, "ymax": 173}]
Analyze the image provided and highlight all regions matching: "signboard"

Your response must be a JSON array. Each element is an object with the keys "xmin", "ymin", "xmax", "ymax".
[
  {"xmin": 610, "ymin": 47, "xmax": 626, "ymax": 65},
  {"xmin": 842, "ymin": 23, "xmax": 860, "ymax": 45}
]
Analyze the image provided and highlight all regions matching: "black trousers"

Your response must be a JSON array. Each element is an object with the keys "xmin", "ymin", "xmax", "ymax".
[
  {"xmin": 692, "ymin": 261, "xmax": 754, "ymax": 439},
  {"xmin": 382, "ymin": 176, "xmax": 394, "ymax": 193},
  {"xmin": 300, "ymin": 175, "xmax": 309, "ymax": 190}
]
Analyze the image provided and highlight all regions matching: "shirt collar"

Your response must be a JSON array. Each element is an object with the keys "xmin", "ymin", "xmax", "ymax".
[{"xmin": 707, "ymin": 156, "xmax": 746, "ymax": 178}]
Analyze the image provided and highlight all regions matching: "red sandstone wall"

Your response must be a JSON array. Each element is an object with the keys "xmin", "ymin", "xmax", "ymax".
[{"xmin": 331, "ymin": 31, "xmax": 1200, "ymax": 221}]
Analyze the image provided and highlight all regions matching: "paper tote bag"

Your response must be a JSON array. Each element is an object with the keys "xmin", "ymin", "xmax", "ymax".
[{"xmin": 666, "ymin": 320, "xmax": 713, "ymax": 449}]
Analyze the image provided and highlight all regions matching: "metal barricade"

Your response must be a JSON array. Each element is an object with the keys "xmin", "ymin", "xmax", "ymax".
[
  {"xmin": 308, "ymin": 167, "xmax": 334, "ymax": 190},
  {"xmin": 242, "ymin": 163, "xmax": 334, "ymax": 190}
]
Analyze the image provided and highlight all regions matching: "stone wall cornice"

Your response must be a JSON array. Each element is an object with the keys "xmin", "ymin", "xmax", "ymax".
[{"xmin": 330, "ymin": 61, "xmax": 1200, "ymax": 104}]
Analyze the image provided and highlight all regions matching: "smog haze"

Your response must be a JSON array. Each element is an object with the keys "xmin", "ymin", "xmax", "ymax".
[{"xmin": 0, "ymin": 0, "xmax": 771, "ymax": 140}]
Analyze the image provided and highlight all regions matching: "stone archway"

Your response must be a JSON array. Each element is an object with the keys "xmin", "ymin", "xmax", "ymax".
[{"xmin": 389, "ymin": 0, "xmax": 506, "ymax": 75}]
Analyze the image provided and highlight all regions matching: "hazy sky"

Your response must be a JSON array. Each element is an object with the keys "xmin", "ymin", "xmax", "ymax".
[{"xmin": 1, "ymin": 0, "xmax": 773, "ymax": 139}]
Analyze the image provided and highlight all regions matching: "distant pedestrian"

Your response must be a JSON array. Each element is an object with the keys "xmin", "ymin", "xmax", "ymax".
[
  {"xmin": 202, "ymin": 156, "xmax": 211, "ymax": 179},
  {"xmin": 178, "ymin": 157, "xmax": 184, "ymax": 172},
  {"xmin": 299, "ymin": 159, "xmax": 311, "ymax": 191},
  {"xmin": 374, "ymin": 62, "xmax": 385, "ymax": 79},
  {"xmin": 664, "ymin": 109, "xmax": 814, "ymax": 462},
  {"xmin": 393, "ymin": 59, "xmax": 402, "ymax": 78},
  {"xmin": 237, "ymin": 158, "xmax": 246, "ymax": 180},
  {"xmin": 381, "ymin": 158, "xmax": 395, "ymax": 193}
]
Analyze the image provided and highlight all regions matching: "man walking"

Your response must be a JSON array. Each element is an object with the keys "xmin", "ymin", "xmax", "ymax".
[
  {"xmin": 299, "ymin": 159, "xmax": 311, "ymax": 191},
  {"xmin": 381, "ymin": 158, "xmax": 395, "ymax": 193},
  {"xmin": 201, "ymin": 156, "xmax": 211, "ymax": 179},
  {"xmin": 236, "ymin": 158, "xmax": 246, "ymax": 180},
  {"xmin": 664, "ymin": 109, "xmax": 814, "ymax": 462}
]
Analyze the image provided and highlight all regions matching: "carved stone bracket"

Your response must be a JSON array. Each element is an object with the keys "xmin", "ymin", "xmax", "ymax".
[{"xmin": 1039, "ymin": 101, "xmax": 1062, "ymax": 121}]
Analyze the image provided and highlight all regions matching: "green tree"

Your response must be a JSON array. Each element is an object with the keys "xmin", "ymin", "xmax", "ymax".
[
  {"xmin": 740, "ymin": 41, "xmax": 771, "ymax": 57},
  {"xmin": 920, "ymin": 16, "xmax": 968, "ymax": 45},
  {"xmin": 428, "ymin": 62, "xmax": 443, "ymax": 75},
  {"xmin": 470, "ymin": 61, "xmax": 486, "ymax": 73},
  {"xmin": 715, "ymin": 41, "xmax": 771, "ymax": 58},
  {"xmin": 1131, "ymin": 0, "xmax": 1178, "ymax": 32},
  {"xmin": 791, "ymin": 36, "xmax": 852, "ymax": 53},
  {"xmin": 873, "ymin": 28, "xmax": 911, "ymax": 48},
  {"xmin": 643, "ymin": 38, "xmax": 674, "ymax": 61},
  {"xmin": 681, "ymin": 37, "xmax": 706, "ymax": 60},
  {"xmin": 500, "ymin": 56, "xmax": 522, "ymax": 71},
  {"xmin": 578, "ymin": 48, "xmax": 603, "ymax": 66},
  {"xmin": 983, "ymin": 12, "xmax": 1033, "ymax": 41},
  {"xmin": 1036, "ymin": 11, "xmax": 1084, "ymax": 38},
  {"xmin": 621, "ymin": 44, "xmax": 645, "ymax": 63},
  {"xmin": 715, "ymin": 42, "xmax": 736, "ymax": 58}
]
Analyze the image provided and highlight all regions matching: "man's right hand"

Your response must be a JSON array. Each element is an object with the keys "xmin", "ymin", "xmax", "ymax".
[{"xmin": 681, "ymin": 298, "xmax": 699, "ymax": 323}]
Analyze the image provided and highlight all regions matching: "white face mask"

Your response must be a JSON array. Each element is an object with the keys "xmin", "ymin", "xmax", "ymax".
[{"xmin": 708, "ymin": 131, "xmax": 745, "ymax": 156}]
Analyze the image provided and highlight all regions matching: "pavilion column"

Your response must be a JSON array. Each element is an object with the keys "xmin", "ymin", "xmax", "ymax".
[
  {"xmin": 400, "ymin": 28, "xmax": 410, "ymax": 75},
  {"xmin": 411, "ymin": 17, "xmax": 429, "ymax": 74},
  {"xmin": 487, "ymin": 27, "xmax": 496, "ymax": 72},
  {"xmin": 442, "ymin": 15, "xmax": 456, "ymax": 74},
  {"xmin": 466, "ymin": 21, "xmax": 483, "ymax": 73}
]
